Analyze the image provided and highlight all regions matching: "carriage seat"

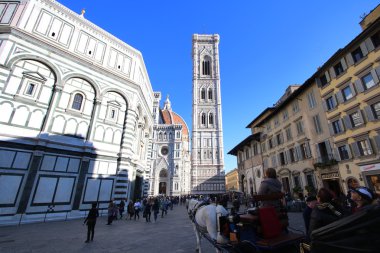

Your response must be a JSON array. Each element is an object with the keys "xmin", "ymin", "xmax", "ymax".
[{"xmin": 255, "ymin": 232, "xmax": 305, "ymax": 249}]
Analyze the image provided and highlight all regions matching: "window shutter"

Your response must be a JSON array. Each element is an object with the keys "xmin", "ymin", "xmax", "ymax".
[
  {"xmin": 329, "ymin": 67, "xmax": 336, "ymax": 79},
  {"xmin": 315, "ymin": 77, "xmax": 322, "ymax": 88},
  {"xmin": 332, "ymin": 94, "xmax": 338, "ymax": 107},
  {"xmin": 349, "ymin": 83, "xmax": 356, "ymax": 96},
  {"xmin": 343, "ymin": 115, "xmax": 353, "ymax": 129},
  {"xmin": 341, "ymin": 58, "xmax": 347, "ymax": 71},
  {"xmin": 346, "ymin": 144, "xmax": 352, "ymax": 159},
  {"xmin": 339, "ymin": 119, "xmax": 345, "ymax": 131},
  {"xmin": 306, "ymin": 143, "xmax": 312, "ymax": 158},
  {"xmin": 295, "ymin": 145, "xmax": 301, "ymax": 160},
  {"xmin": 354, "ymin": 79, "xmax": 364, "ymax": 93},
  {"xmin": 375, "ymin": 66, "xmax": 380, "ymax": 80},
  {"xmin": 325, "ymin": 71, "xmax": 331, "ymax": 82},
  {"xmin": 351, "ymin": 142, "xmax": 361, "ymax": 157},
  {"xmin": 285, "ymin": 150, "xmax": 290, "ymax": 164},
  {"xmin": 358, "ymin": 110, "xmax": 365, "ymax": 124},
  {"xmin": 374, "ymin": 135, "xmax": 380, "ymax": 152},
  {"xmin": 346, "ymin": 53, "xmax": 354, "ymax": 67},
  {"xmin": 325, "ymin": 140, "xmax": 332, "ymax": 155},
  {"xmin": 360, "ymin": 42, "xmax": 369, "ymax": 56},
  {"xmin": 328, "ymin": 122, "xmax": 335, "ymax": 135},
  {"xmin": 322, "ymin": 100, "xmax": 328, "ymax": 112},
  {"xmin": 316, "ymin": 144, "xmax": 321, "ymax": 161},
  {"xmin": 371, "ymin": 69, "xmax": 379, "ymax": 84},
  {"xmin": 336, "ymin": 90, "xmax": 344, "ymax": 104},
  {"xmin": 365, "ymin": 37, "xmax": 375, "ymax": 52},
  {"xmin": 333, "ymin": 148, "xmax": 341, "ymax": 162},
  {"xmin": 364, "ymin": 105, "xmax": 375, "ymax": 122}
]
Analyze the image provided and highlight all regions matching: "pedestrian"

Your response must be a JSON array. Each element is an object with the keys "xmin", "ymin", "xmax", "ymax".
[
  {"xmin": 112, "ymin": 201, "xmax": 118, "ymax": 221},
  {"xmin": 345, "ymin": 179, "xmax": 360, "ymax": 213},
  {"xmin": 144, "ymin": 200, "xmax": 152, "ymax": 222},
  {"xmin": 118, "ymin": 199, "xmax": 125, "ymax": 219},
  {"xmin": 152, "ymin": 198, "xmax": 160, "ymax": 222},
  {"xmin": 106, "ymin": 200, "xmax": 115, "ymax": 225},
  {"xmin": 232, "ymin": 196, "xmax": 240, "ymax": 212},
  {"xmin": 83, "ymin": 202, "xmax": 99, "ymax": 243},
  {"xmin": 134, "ymin": 199, "xmax": 141, "ymax": 220},
  {"xmin": 309, "ymin": 188, "xmax": 343, "ymax": 236},
  {"xmin": 257, "ymin": 168, "xmax": 283, "ymax": 207},
  {"xmin": 302, "ymin": 196, "xmax": 317, "ymax": 240},
  {"xmin": 350, "ymin": 186, "xmax": 376, "ymax": 212},
  {"xmin": 127, "ymin": 200, "xmax": 134, "ymax": 220},
  {"xmin": 160, "ymin": 198, "xmax": 166, "ymax": 218}
]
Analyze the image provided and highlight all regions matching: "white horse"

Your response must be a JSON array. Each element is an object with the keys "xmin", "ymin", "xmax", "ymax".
[{"xmin": 188, "ymin": 198, "xmax": 229, "ymax": 253}]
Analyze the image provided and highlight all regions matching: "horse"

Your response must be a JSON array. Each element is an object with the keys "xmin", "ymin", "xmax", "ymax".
[{"xmin": 187, "ymin": 198, "xmax": 230, "ymax": 253}]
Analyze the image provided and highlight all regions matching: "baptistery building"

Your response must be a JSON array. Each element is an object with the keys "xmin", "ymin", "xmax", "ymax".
[
  {"xmin": 0, "ymin": 0, "xmax": 154, "ymax": 225},
  {"xmin": 148, "ymin": 93, "xmax": 191, "ymax": 196}
]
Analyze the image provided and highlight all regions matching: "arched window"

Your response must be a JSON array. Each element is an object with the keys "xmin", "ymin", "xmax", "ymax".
[
  {"xmin": 159, "ymin": 169, "xmax": 167, "ymax": 177},
  {"xmin": 208, "ymin": 89, "xmax": 213, "ymax": 100},
  {"xmin": 209, "ymin": 113, "xmax": 214, "ymax": 125},
  {"xmin": 159, "ymin": 132, "xmax": 163, "ymax": 140},
  {"xmin": 201, "ymin": 88, "xmax": 206, "ymax": 99},
  {"xmin": 201, "ymin": 113, "xmax": 206, "ymax": 125},
  {"xmin": 72, "ymin": 93, "xmax": 83, "ymax": 110},
  {"xmin": 202, "ymin": 56, "xmax": 211, "ymax": 76}
]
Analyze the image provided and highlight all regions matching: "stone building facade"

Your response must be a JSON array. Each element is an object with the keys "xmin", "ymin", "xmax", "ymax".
[
  {"xmin": 0, "ymin": 0, "xmax": 154, "ymax": 225},
  {"xmin": 229, "ymin": 4, "xmax": 380, "ymax": 199}
]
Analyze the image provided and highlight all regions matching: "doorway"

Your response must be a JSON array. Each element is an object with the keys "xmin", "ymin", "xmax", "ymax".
[{"xmin": 159, "ymin": 182, "xmax": 167, "ymax": 194}]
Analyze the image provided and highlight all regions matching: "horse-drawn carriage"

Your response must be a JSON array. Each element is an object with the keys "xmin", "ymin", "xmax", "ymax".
[{"xmin": 188, "ymin": 193, "xmax": 305, "ymax": 253}]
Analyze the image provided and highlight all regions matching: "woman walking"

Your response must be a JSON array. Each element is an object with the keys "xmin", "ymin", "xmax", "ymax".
[
  {"xmin": 144, "ymin": 200, "xmax": 152, "ymax": 222},
  {"xmin": 152, "ymin": 198, "xmax": 160, "ymax": 222},
  {"xmin": 83, "ymin": 202, "xmax": 99, "ymax": 243},
  {"xmin": 106, "ymin": 200, "xmax": 115, "ymax": 225},
  {"xmin": 127, "ymin": 200, "xmax": 134, "ymax": 220}
]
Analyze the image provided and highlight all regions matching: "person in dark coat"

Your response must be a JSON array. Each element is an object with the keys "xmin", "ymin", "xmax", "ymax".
[
  {"xmin": 106, "ymin": 201, "xmax": 115, "ymax": 225},
  {"xmin": 309, "ymin": 188, "xmax": 343, "ymax": 236},
  {"xmin": 144, "ymin": 200, "xmax": 152, "ymax": 222},
  {"xmin": 258, "ymin": 168, "xmax": 283, "ymax": 207},
  {"xmin": 303, "ymin": 196, "xmax": 317, "ymax": 240},
  {"xmin": 127, "ymin": 200, "xmax": 134, "ymax": 220},
  {"xmin": 83, "ymin": 202, "xmax": 99, "ymax": 243},
  {"xmin": 118, "ymin": 199, "xmax": 125, "ymax": 219}
]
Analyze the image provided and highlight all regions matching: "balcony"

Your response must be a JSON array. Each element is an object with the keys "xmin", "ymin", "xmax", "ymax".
[{"xmin": 313, "ymin": 154, "xmax": 338, "ymax": 169}]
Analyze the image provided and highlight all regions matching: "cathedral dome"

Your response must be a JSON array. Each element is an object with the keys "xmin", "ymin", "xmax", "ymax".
[{"xmin": 160, "ymin": 109, "xmax": 189, "ymax": 139}]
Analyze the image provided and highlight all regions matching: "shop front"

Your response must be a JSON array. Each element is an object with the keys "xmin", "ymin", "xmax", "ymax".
[
  {"xmin": 320, "ymin": 170, "xmax": 344, "ymax": 198},
  {"xmin": 360, "ymin": 163, "xmax": 380, "ymax": 195}
]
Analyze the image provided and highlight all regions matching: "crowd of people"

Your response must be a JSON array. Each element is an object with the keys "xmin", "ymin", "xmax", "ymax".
[{"xmin": 83, "ymin": 196, "xmax": 183, "ymax": 243}]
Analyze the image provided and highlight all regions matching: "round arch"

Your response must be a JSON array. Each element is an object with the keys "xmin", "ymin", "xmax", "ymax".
[
  {"xmin": 62, "ymin": 73, "xmax": 101, "ymax": 99},
  {"xmin": 100, "ymin": 88, "xmax": 131, "ymax": 108},
  {"xmin": 6, "ymin": 55, "xmax": 61, "ymax": 83}
]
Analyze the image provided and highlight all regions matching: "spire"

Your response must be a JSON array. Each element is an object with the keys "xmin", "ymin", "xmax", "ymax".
[
  {"xmin": 163, "ymin": 94, "xmax": 172, "ymax": 111},
  {"xmin": 80, "ymin": 9, "xmax": 85, "ymax": 18}
]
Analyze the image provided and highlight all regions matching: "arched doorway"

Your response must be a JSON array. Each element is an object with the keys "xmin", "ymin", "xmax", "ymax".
[
  {"xmin": 159, "ymin": 182, "xmax": 166, "ymax": 194},
  {"xmin": 159, "ymin": 169, "xmax": 168, "ymax": 195}
]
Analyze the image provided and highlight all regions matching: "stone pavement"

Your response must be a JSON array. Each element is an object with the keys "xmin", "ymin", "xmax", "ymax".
[{"xmin": 0, "ymin": 205, "xmax": 305, "ymax": 253}]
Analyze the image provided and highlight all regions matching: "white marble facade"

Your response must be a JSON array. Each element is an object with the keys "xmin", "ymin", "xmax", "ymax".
[
  {"xmin": 148, "ymin": 93, "xmax": 191, "ymax": 196},
  {"xmin": 191, "ymin": 34, "xmax": 225, "ymax": 194},
  {"xmin": 0, "ymin": 0, "xmax": 153, "ymax": 225}
]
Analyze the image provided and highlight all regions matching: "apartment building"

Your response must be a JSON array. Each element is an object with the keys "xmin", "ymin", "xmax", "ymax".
[
  {"xmin": 315, "ymin": 5, "xmax": 380, "ymax": 195},
  {"xmin": 225, "ymin": 168, "xmax": 239, "ymax": 191}
]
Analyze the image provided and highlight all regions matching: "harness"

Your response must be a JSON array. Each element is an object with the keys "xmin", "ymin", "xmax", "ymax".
[{"xmin": 189, "ymin": 200, "xmax": 208, "ymax": 221}]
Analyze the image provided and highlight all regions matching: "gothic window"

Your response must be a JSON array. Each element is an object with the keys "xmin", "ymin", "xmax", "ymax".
[
  {"xmin": 164, "ymin": 132, "xmax": 167, "ymax": 140},
  {"xmin": 209, "ymin": 113, "xmax": 214, "ymax": 125},
  {"xmin": 201, "ymin": 88, "xmax": 206, "ymax": 99},
  {"xmin": 72, "ymin": 93, "xmax": 84, "ymax": 111},
  {"xmin": 202, "ymin": 56, "xmax": 211, "ymax": 76},
  {"xmin": 169, "ymin": 132, "xmax": 172, "ymax": 139},
  {"xmin": 201, "ymin": 113, "xmax": 206, "ymax": 125},
  {"xmin": 159, "ymin": 132, "xmax": 163, "ymax": 140},
  {"xmin": 208, "ymin": 89, "xmax": 213, "ymax": 100}
]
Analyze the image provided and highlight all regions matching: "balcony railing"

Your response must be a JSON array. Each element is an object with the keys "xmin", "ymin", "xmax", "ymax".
[{"xmin": 313, "ymin": 154, "xmax": 338, "ymax": 168}]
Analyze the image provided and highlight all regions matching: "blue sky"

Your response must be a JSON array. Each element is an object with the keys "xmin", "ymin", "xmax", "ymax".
[{"xmin": 58, "ymin": 0, "xmax": 379, "ymax": 172}]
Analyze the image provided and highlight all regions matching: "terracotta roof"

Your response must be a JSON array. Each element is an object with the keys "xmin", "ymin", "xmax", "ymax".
[{"xmin": 160, "ymin": 109, "xmax": 189, "ymax": 137}]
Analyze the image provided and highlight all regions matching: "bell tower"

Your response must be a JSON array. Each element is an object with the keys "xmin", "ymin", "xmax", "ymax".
[{"xmin": 191, "ymin": 34, "xmax": 225, "ymax": 194}]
